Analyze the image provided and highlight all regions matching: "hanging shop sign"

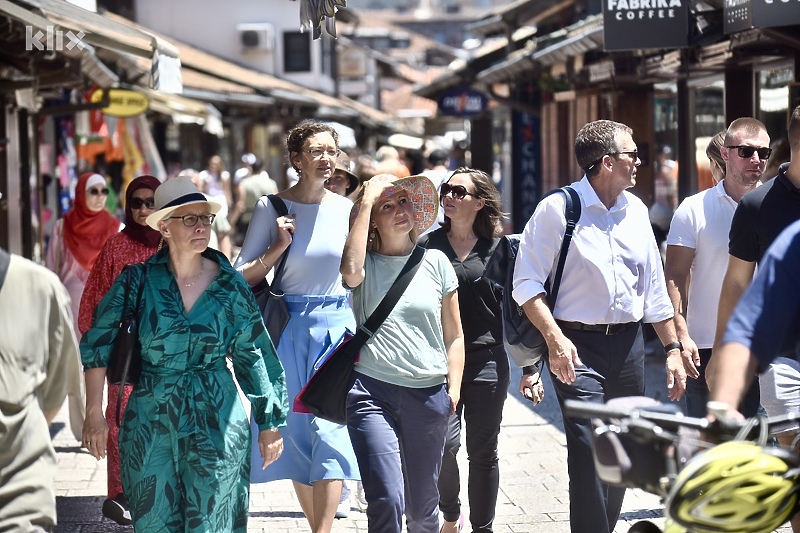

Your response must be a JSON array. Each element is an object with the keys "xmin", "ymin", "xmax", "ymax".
[
  {"xmin": 89, "ymin": 88, "xmax": 150, "ymax": 118},
  {"xmin": 752, "ymin": 0, "xmax": 800, "ymax": 29},
  {"xmin": 438, "ymin": 88, "xmax": 488, "ymax": 117},
  {"xmin": 602, "ymin": 0, "xmax": 690, "ymax": 51},
  {"xmin": 724, "ymin": 0, "xmax": 752, "ymax": 34},
  {"xmin": 511, "ymin": 110, "xmax": 541, "ymax": 232}
]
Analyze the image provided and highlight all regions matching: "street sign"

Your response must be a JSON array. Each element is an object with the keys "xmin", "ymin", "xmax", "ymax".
[
  {"xmin": 438, "ymin": 87, "xmax": 488, "ymax": 117},
  {"xmin": 89, "ymin": 88, "xmax": 149, "ymax": 118}
]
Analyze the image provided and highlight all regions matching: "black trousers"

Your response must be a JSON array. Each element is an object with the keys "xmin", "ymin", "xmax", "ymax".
[
  {"xmin": 549, "ymin": 322, "xmax": 646, "ymax": 533},
  {"xmin": 685, "ymin": 348, "xmax": 761, "ymax": 418},
  {"xmin": 438, "ymin": 349, "xmax": 510, "ymax": 533}
]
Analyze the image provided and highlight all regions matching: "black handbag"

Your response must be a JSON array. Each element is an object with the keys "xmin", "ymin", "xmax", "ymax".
[
  {"xmin": 295, "ymin": 246, "xmax": 426, "ymax": 424},
  {"xmin": 107, "ymin": 263, "xmax": 146, "ymax": 427},
  {"xmin": 251, "ymin": 195, "xmax": 291, "ymax": 347}
]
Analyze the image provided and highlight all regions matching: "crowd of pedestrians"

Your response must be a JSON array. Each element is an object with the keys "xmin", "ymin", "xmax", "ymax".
[{"xmin": 3, "ymin": 107, "xmax": 800, "ymax": 533}]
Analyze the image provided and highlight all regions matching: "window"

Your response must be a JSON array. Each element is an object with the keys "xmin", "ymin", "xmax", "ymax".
[{"xmin": 283, "ymin": 32, "xmax": 311, "ymax": 72}]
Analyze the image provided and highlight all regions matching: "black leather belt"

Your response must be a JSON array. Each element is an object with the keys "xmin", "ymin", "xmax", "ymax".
[{"xmin": 556, "ymin": 320, "xmax": 635, "ymax": 335}]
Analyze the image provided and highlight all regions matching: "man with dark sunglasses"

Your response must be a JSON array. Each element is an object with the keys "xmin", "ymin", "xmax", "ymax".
[
  {"xmin": 665, "ymin": 117, "xmax": 769, "ymax": 420},
  {"xmin": 512, "ymin": 120, "xmax": 688, "ymax": 533},
  {"xmin": 708, "ymin": 105, "xmax": 800, "ymax": 533}
]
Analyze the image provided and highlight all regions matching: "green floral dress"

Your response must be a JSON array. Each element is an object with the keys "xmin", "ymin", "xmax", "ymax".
[{"xmin": 81, "ymin": 248, "xmax": 287, "ymax": 532}]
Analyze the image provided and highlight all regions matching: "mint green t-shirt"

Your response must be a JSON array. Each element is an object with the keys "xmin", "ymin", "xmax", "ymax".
[{"xmin": 348, "ymin": 248, "xmax": 458, "ymax": 388}]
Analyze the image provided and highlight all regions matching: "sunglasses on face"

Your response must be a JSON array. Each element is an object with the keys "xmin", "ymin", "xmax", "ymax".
[
  {"xmin": 726, "ymin": 145, "xmax": 772, "ymax": 160},
  {"xmin": 129, "ymin": 197, "xmax": 155, "ymax": 210},
  {"xmin": 165, "ymin": 214, "xmax": 215, "ymax": 227},
  {"xmin": 88, "ymin": 188, "xmax": 110, "ymax": 196},
  {"xmin": 440, "ymin": 183, "xmax": 474, "ymax": 201}
]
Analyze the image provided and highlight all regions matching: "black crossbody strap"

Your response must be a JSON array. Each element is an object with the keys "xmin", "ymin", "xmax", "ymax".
[
  {"xmin": 544, "ymin": 185, "xmax": 581, "ymax": 309},
  {"xmin": 266, "ymin": 194, "xmax": 291, "ymax": 288},
  {"xmin": 351, "ymin": 245, "xmax": 426, "ymax": 350},
  {"xmin": 0, "ymin": 248, "xmax": 10, "ymax": 291}
]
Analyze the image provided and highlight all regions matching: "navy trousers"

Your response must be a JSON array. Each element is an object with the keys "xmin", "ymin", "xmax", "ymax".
[
  {"xmin": 346, "ymin": 373, "xmax": 450, "ymax": 533},
  {"xmin": 548, "ymin": 322, "xmax": 646, "ymax": 533}
]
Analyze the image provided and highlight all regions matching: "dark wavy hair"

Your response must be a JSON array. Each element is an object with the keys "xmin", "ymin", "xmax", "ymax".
[
  {"xmin": 440, "ymin": 167, "xmax": 506, "ymax": 239},
  {"xmin": 286, "ymin": 120, "xmax": 339, "ymax": 172}
]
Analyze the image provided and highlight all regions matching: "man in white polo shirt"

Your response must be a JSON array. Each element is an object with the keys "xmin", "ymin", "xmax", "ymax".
[{"xmin": 665, "ymin": 117, "xmax": 769, "ymax": 417}]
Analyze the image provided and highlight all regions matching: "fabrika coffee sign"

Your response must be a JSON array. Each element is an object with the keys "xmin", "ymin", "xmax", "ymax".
[{"xmin": 603, "ymin": 0, "xmax": 690, "ymax": 51}]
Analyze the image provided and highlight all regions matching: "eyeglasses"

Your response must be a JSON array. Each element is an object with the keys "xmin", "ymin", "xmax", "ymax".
[
  {"xmin": 440, "ymin": 183, "xmax": 474, "ymax": 201},
  {"xmin": 165, "ymin": 214, "xmax": 215, "ymax": 227},
  {"xmin": 612, "ymin": 150, "xmax": 639, "ymax": 161},
  {"xmin": 129, "ymin": 197, "xmax": 155, "ymax": 210},
  {"xmin": 304, "ymin": 149, "xmax": 340, "ymax": 159},
  {"xmin": 88, "ymin": 188, "xmax": 110, "ymax": 196},
  {"xmin": 725, "ymin": 145, "xmax": 772, "ymax": 160}
]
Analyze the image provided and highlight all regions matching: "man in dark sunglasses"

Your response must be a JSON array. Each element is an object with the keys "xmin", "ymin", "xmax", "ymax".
[
  {"xmin": 708, "ymin": 105, "xmax": 800, "ymax": 532},
  {"xmin": 665, "ymin": 116, "xmax": 769, "ymax": 421}
]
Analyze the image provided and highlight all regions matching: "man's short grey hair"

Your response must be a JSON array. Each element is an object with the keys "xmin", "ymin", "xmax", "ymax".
[{"xmin": 575, "ymin": 120, "xmax": 633, "ymax": 177}]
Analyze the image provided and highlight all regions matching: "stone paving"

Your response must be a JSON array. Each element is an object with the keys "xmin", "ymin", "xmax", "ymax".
[{"xmin": 50, "ymin": 353, "xmax": 792, "ymax": 532}]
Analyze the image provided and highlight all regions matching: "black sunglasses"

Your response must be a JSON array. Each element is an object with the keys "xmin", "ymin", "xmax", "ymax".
[
  {"xmin": 129, "ymin": 197, "xmax": 155, "ymax": 210},
  {"xmin": 440, "ymin": 183, "xmax": 474, "ymax": 201},
  {"xmin": 613, "ymin": 150, "xmax": 639, "ymax": 160},
  {"xmin": 726, "ymin": 145, "xmax": 772, "ymax": 160},
  {"xmin": 88, "ymin": 187, "xmax": 110, "ymax": 196}
]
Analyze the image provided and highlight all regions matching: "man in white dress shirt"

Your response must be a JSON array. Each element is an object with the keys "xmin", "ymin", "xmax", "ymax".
[{"xmin": 512, "ymin": 120, "xmax": 690, "ymax": 533}]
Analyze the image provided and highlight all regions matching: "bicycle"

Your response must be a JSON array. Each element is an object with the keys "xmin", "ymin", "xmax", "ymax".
[{"xmin": 562, "ymin": 396, "xmax": 800, "ymax": 533}]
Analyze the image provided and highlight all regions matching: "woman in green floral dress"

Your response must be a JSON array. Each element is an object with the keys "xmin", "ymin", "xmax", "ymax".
[{"xmin": 81, "ymin": 176, "xmax": 288, "ymax": 532}]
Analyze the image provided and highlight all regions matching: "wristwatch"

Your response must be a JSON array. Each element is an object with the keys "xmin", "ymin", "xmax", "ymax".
[{"xmin": 663, "ymin": 341, "xmax": 683, "ymax": 354}]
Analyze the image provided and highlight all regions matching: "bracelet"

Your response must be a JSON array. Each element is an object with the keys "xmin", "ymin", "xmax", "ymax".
[
  {"xmin": 257, "ymin": 255, "xmax": 269, "ymax": 270},
  {"xmin": 663, "ymin": 341, "xmax": 683, "ymax": 354}
]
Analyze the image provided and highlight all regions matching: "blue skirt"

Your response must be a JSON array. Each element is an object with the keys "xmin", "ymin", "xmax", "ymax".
[{"xmin": 250, "ymin": 294, "xmax": 360, "ymax": 484}]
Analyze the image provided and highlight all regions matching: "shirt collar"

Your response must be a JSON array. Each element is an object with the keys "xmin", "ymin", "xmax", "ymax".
[{"xmin": 577, "ymin": 175, "xmax": 629, "ymax": 212}]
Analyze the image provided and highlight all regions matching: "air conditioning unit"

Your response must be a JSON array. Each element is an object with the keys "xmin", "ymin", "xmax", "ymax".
[{"xmin": 236, "ymin": 23, "xmax": 275, "ymax": 52}]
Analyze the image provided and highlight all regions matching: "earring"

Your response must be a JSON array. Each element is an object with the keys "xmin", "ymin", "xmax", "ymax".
[
  {"xmin": 367, "ymin": 228, "xmax": 376, "ymax": 246},
  {"xmin": 157, "ymin": 236, "xmax": 165, "ymax": 252}
]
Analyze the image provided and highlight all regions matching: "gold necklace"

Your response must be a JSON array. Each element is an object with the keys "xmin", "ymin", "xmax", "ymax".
[{"xmin": 181, "ymin": 258, "xmax": 205, "ymax": 288}]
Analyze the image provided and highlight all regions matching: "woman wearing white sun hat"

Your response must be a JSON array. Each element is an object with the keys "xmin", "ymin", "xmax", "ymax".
[{"xmin": 80, "ymin": 175, "xmax": 288, "ymax": 532}]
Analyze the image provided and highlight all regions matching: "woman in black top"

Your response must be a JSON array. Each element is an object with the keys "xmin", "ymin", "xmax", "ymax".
[{"xmin": 419, "ymin": 167, "xmax": 514, "ymax": 533}]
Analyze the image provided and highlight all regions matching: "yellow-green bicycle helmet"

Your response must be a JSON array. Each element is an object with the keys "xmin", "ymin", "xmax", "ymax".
[{"xmin": 666, "ymin": 441, "xmax": 799, "ymax": 533}]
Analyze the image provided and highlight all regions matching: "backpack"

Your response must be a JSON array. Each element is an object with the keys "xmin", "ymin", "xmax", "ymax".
[{"xmin": 482, "ymin": 186, "xmax": 581, "ymax": 369}]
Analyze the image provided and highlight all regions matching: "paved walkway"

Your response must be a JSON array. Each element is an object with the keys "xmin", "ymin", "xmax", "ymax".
[{"xmin": 50, "ymin": 354, "xmax": 792, "ymax": 532}]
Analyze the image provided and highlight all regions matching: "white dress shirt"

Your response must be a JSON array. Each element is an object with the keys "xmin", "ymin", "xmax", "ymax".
[{"xmin": 512, "ymin": 176, "xmax": 673, "ymax": 325}]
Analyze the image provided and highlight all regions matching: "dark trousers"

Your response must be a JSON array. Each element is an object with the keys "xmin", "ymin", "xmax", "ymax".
[
  {"xmin": 346, "ymin": 373, "xmax": 450, "ymax": 533},
  {"xmin": 548, "ymin": 322, "xmax": 646, "ymax": 533},
  {"xmin": 438, "ymin": 372, "xmax": 509, "ymax": 532},
  {"xmin": 685, "ymin": 348, "xmax": 761, "ymax": 418}
]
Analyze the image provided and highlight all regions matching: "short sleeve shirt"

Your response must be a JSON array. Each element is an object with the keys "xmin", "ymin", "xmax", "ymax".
[{"xmin": 348, "ymin": 248, "xmax": 458, "ymax": 389}]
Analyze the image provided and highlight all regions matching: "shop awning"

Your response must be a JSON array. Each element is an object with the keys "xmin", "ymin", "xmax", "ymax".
[
  {"xmin": 144, "ymin": 89, "xmax": 224, "ymax": 137},
  {"xmin": 4, "ymin": 0, "xmax": 181, "ymax": 92}
]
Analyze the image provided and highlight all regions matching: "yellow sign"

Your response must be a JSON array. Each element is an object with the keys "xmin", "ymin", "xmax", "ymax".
[{"xmin": 90, "ymin": 88, "xmax": 149, "ymax": 118}]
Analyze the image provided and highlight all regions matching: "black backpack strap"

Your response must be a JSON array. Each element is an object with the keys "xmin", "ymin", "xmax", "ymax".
[
  {"xmin": 0, "ymin": 248, "xmax": 10, "ymax": 291},
  {"xmin": 265, "ymin": 194, "xmax": 291, "ymax": 287},
  {"xmin": 543, "ymin": 185, "xmax": 581, "ymax": 308}
]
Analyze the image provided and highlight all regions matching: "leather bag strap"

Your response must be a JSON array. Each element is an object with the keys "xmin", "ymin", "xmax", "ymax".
[{"xmin": 266, "ymin": 194, "xmax": 291, "ymax": 289}]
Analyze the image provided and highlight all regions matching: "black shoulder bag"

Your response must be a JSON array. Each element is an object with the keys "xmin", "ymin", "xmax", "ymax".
[
  {"xmin": 251, "ymin": 194, "xmax": 291, "ymax": 347},
  {"xmin": 107, "ymin": 263, "xmax": 146, "ymax": 427},
  {"xmin": 295, "ymin": 245, "xmax": 426, "ymax": 424}
]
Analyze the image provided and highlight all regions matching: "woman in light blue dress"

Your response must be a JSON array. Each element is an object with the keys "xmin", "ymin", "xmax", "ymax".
[{"xmin": 235, "ymin": 120, "xmax": 359, "ymax": 533}]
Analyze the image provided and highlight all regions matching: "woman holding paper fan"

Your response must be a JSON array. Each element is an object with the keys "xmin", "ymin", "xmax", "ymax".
[
  {"xmin": 341, "ymin": 173, "xmax": 465, "ymax": 533},
  {"xmin": 235, "ymin": 120, "xmax": 359, "ymax": 533}
]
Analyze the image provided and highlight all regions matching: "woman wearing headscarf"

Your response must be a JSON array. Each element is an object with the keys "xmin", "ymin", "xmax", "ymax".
[
  {"xmin": 80, "ymin": 176, "xmax": 287, "ymax": 532},
  {"xmin": 46, "ymin": 172, "xmax": 122, "ymax": 441},
  {"xmin": 77, "ymin": 174, "xmax": 161, "ymax": 525}
]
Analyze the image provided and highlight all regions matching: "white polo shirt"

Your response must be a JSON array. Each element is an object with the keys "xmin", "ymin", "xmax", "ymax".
[
  {"xmin": 512, "ymin": 176, "xmax": 673, "ymax": 326},
  {"xmin": 666, "ymin": 180, "xmax": 738, "ymax": 348}
]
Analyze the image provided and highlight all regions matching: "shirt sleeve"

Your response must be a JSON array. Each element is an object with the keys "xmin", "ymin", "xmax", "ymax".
[
  {"xmin": 512, "ymin": 195, "xmax": 567, "ymax": 307},
  {"xmin": 642, "ymin": 227, "xmax": 674, "ymax": 323},
  {"xmin": 39, "ymin": 276, "xmax": 83, "ymax": 411},
  {"xmin": 666, "ymin": 197, "xmax": 698, "ymax": 249},
  {"xmin": 233, "ymin": 197, "xmax": 278, "ymax": 270},
  {"xmin": 723, "ymin": 226, "xmax": 800, "ymax": 368},
  {"xmin": 728, "ymin": 196, "xmax": 759, "ymax": 262},
  {"xmin": 229, "ymin": 276, "xmax": 288, "ymax": 431}
]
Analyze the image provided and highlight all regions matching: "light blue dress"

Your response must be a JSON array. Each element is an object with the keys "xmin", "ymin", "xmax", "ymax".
[{"xmin": 235, "ymin": 194, "xmax": 360, "ymax": 484}]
